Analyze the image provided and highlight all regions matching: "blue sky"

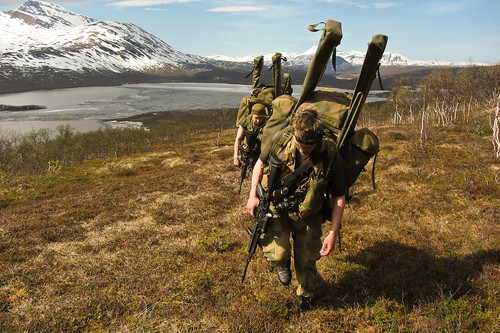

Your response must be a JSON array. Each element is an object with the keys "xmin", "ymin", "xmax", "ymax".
[{"xmin": 1, "ymin": 0, "xmax": 499, "ymax": 64}]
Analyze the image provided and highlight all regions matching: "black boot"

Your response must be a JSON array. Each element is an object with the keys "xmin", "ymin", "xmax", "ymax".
[
  {"xmin": 296, "ymin": 296, "xmax": 313, "ymax": 314},
  {"xmin": 276, "ymin": 262, "xmax": 291, "ymax": 286}
]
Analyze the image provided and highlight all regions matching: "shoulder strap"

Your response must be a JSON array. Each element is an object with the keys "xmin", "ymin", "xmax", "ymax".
[
  {"xmin": 241, "ymin": 114, "xmax": 253, "ymax": 128},
  {"xmin": 371, "ymin": 153, "xmax": 378, "ymax": 190},
  {"xmin": 275, "ymin": 126, "xmax": 294, "ymax": 147},
  {"xmin": 269, "ymin": 126, "xmax": 294, "ymax": 160}
]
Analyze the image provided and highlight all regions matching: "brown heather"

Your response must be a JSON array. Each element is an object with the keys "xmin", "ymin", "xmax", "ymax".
[
  {"xmin": 1, "ymin": 65, "xmax": 499, "ymax": 332},
  {"xmin": 1, "ymin": 117, "xmax": 498, "ymax": 332}
]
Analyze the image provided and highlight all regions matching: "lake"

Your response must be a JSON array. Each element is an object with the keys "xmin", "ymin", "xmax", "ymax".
[
  {"xmin": 0, "ymin": 83, "xmax": 254, "ymax": 134},
  {"xmin": 0, "ymin": 82, "xmax": 386, "ymax": 134}
]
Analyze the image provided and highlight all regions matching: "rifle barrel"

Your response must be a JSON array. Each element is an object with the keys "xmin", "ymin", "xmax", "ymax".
[
  {"xmin": 238, "ymin": 162, "xmax": 248, "ymax": 194},
  {"xmin": 241, "ymin": 220, "xmax": 262, "ymax": 283}
]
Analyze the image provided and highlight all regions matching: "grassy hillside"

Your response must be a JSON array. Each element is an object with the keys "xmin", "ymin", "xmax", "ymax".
[{"xmin": 0, "ymin": 109, "xmax": 499, "ymax": 331}]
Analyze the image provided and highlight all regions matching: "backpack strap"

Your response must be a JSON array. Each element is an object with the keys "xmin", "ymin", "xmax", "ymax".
[
  {"xmin": 240, "ymin": 114, "xmax": 252, "ymax": 128},
  {"xmin": 274, "ymin": 126, "xmax": 294, "ymax": 147},
  {"xmin": 371, "ymin": 153, "xmax": 378, "ymax": 191},
  {"xmin": 269, "ymin": 126, "xmax": 294, "ymax": 161}
]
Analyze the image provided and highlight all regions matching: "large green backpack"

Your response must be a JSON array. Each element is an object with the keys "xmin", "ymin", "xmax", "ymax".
[
  {"xmin": 259, "ymin": 19, "xmax": 387, "ymax": 192},
  {"xmin": 296, "ymin": 88, "xmax": 380, "ymax": 189},
  {"xmin": 235, "ymin": 86, "xmax": 274, "ymax": 127},
  {"xmin": 260, "ymin": 88, "xmax": 350, "ymax": 157},
  {"xmin": 264, "ymin": 88, "xmax": 380, "ymax": 190},
  {"xmin": 236, "ymin": 52, "xmax": 292, "ymax": 127}
]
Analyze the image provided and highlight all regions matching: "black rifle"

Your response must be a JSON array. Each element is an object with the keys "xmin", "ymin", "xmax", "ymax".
[
  {"xmin": 237, "ymin": 129, "xmax": 260, "ymax": 194},
  {"xmin": 240, "ymin": 183, "xmax": 271, "ymax": 283},
  {"xmin": 241, "ymin": 156, "xmax": 281, "ymax": 283},
  {"xmin": 238, "ymin": 145, "xmax": 250, "ymax": 194}
]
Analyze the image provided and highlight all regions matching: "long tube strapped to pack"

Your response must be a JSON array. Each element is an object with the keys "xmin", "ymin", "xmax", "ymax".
[
  {"xmin": 323, "ymin": 34, "xmax": 387, "ymax": 253},
  {"xmin": 335, "ymin": 34, "xmax": 388, "ymax": 152},
  {"xmin": 271, "ymin": 52, "xmax": 287, "ymax": 97},
  {"xmin": 244, "ymin": 56, "xmax": 264, "ymax": 91},
  {"xmin": 283, "ymin": 73, "xmax": 292, "ymax": 95},
  {"xmin": 294, "ymin": 20, "xmax": 343, "ymax": 110},
  {"xmin": 320, "ymin": 33, "xmax": 387, "ymax": 198},
  {"xmin": 258, "ymin": 19, "xmax": 342, "ymax": 161}
]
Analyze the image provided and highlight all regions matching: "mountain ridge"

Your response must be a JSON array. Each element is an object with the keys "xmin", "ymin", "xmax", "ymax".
[
  {"xmin": 1, "ymin": 0, "xmax": 211, "ymax": 72},
  {"xmin": 0, "ymin": 0, "xmax": 465, "ymax": 94},
  {"xmin": 206, "ymin": 47, "xmax": 454, "ymax": 68}
]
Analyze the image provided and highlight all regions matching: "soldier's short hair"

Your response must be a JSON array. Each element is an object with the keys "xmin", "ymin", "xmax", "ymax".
[{"xmin": 293, "ymin": 109, "xmax": 324, "ymax": 140}]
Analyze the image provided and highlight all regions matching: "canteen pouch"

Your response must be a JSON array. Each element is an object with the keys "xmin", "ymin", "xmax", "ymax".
[{"xmin": 299, "ymin": 175, "xmax": 328, "ymax": 218}]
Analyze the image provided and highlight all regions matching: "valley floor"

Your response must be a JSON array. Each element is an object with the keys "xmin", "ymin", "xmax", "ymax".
[{"xmin": 0, "ymin": 120, "xmax": 499, "ymax": 331}]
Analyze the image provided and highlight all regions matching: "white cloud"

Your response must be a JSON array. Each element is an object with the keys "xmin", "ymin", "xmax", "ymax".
[
  {"xmin": 372, "ymin": 2, "xmax": 402, "ymax": 9},
  {"xmin": 110, "ymin": 0, "xmax": 198, "ymax": 8},
  {"xmin": 207, "ymin": 6, "xmax": 266, "ymax": 12},
  {"xmin": 319, "ymin": 0, "xmax": 401, "ymax": 9},
  {"xmin": 321, "ymin": 0, "xmax": 357, "ymax": 3},
  {"xmin": 320, "ymin": 0, "xmax": 362, "ymax": 6},
  {"xmin": 426, "ymin": 0, "xmax": 472, "ymax": 14}
]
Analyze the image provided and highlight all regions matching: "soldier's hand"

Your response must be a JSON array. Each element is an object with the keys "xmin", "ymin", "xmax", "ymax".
[
  {"xmin": 320, "ymin": 231, "xmax": 336, "ymax": 256},
  {"xmin": 246, "ymin": 195, "xmax": 260, "ymax": 218},
  {"xmin": 234, "ymin": 156, "xmax": 241, "ymax": 167}
]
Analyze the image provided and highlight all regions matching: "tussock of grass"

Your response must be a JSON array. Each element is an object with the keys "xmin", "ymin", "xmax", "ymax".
[{"xmin": 0, "ymin": 116, "xmax": 499, "ymax": 331}]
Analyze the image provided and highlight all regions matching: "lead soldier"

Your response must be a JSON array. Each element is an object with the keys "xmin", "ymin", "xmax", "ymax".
[{"xmin": 246, "ymin": 109, "xmax": 346, "ymax": 314}]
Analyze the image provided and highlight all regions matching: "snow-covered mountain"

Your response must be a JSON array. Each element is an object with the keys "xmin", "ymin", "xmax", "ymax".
[
  {"xmin": 207, "ymin": 47, "xmax": 453, "ymax": 69},
  {"xmin": 0, "ymin": 0, "xmax": 211, "ymax": 72},
  {"xmin": 338, "ymin": 49, "xmax": 453, "ymax": 67},
  {"xmin": 1, "ymin": 0, "xmax": 454, "ymax": 74},
  {"xmin": 0, "ymin": 0, "xmax": 457, "ymax": 94}
]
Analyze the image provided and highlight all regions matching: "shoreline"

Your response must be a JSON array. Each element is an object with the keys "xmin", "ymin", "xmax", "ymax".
[
  {"xmin": 106, "ymin": 108, "xmax": 238, "ymax": 131},
  {"xmin": 0, "ymin": 104, "xmax": 47, "ymax": 112}
]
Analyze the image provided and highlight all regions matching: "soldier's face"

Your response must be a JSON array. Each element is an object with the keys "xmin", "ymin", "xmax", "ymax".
[
  {"xmin": 252, "ymin": 115, "xmax": 265, "ymax": 125},
  {"xmin": 293, "ymin": 136, "xmax": 317, "ymax": 156}
]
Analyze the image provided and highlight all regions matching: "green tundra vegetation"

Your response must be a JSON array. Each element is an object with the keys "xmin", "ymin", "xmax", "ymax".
[{"xmin": 0, "ymin": 65, "xmax": 499, "ymax": 332}]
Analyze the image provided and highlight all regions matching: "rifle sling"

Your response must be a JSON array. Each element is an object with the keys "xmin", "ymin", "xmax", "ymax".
[
  {"xmin": 279, "ymin": 159, "xmax": 314, "ymax": 187},
  {"xmin": 276, "ymin": 143, "xmax": 333, "ymax": 191}
]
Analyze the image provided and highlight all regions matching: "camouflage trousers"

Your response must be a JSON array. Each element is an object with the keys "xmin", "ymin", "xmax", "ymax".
[{"xmin": 260, "ymin": 213, "xmax": 323, "ymax": 298}]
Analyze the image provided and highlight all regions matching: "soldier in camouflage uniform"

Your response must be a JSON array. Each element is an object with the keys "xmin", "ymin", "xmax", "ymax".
[
  {"xmin": 246, "ymin": 109, "xmax": 346, "ymax": 313},
  {"xmin": 233, "ymin": 103, "xmax": 267, "ymax": 168}
]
